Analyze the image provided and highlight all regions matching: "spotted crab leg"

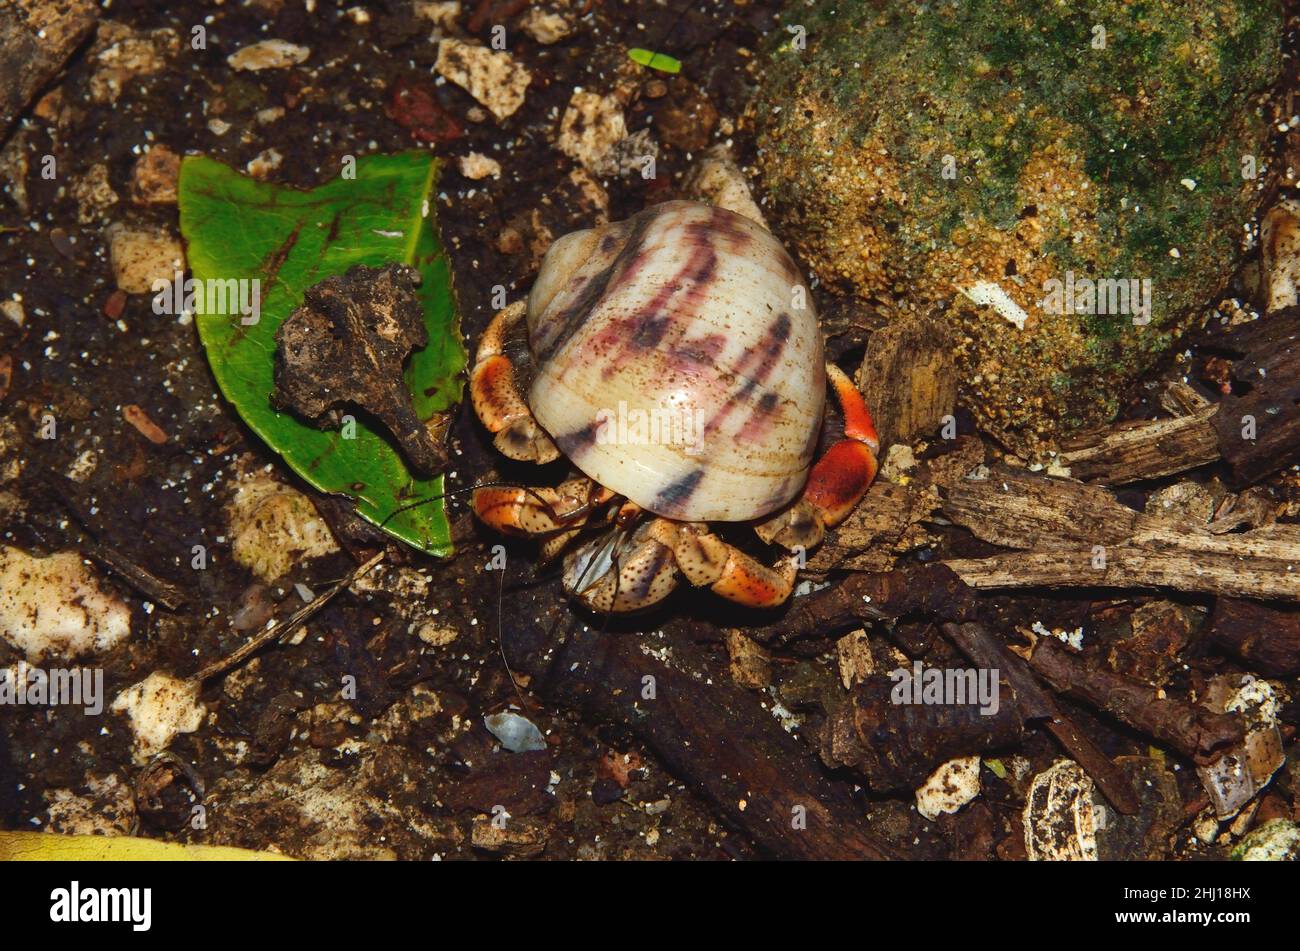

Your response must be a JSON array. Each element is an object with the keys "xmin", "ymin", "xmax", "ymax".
[
  {"xmin": 653, "ymin": 521, "xmax": 799, "ymax": 609},
  {"xmin": 469, "ymin": 301, "xmax": 560, "ymax": 464},
  {"xmin": 755, "ymin": 362, "xmax": 880, "ymax": 551},
  {"xmin": 472, "ymin": 477, "xmax": 614, "ymax": 543}
]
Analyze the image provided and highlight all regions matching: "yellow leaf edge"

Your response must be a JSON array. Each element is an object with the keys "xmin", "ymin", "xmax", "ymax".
[{"xmin": 0, "ymin": 830, "xmax": 294, "ymax": 861}]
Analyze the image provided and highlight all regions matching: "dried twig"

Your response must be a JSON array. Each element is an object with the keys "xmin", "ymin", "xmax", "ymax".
[
  {"xmin": 1027, "ymin": 637, "xmax": 1245, "ymax": 764},
  {"xmin": 192, "ymin": 551, "xmax": 384, "ymax": 683},
  {"xmin": 942, "ymin": 622, "xmax": 1140, "ymax": 816}
]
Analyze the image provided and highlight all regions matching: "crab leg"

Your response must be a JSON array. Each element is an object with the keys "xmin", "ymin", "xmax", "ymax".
[
  {"xmin": 654, "ymin": 521, "xmax": 798, "ymax": 609},
  {"xmin": 470, "ymin": 301, "xmax": 560, "ymax": 464},
  {"xmin": 472, "ymin": 477, "xmax": 613, "ymax": 538},
  {"xmin": 755, "ymin": 362, "xmax": 880, "ymax": 551}
]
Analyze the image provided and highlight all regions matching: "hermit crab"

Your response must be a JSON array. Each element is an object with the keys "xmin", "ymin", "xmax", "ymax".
[{"xmin": 470, "ymin": 199, "xmax": 879, "ymax": 612}]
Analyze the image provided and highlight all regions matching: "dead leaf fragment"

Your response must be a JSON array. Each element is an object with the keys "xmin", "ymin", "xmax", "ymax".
[{"xmin": 272, "ymin": 263, "xmax": 446, "ymax": 475}]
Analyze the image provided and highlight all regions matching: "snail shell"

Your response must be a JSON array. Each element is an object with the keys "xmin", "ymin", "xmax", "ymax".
[{"xmin": 525, "ymin": 200, "xmax": 825, "ymax": 522}]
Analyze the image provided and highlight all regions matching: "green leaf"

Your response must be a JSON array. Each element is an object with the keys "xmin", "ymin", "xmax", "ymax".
[
  {"xmin": 179, "ymin": 152, "xmax": 465, "ymax": 555},
  {"xmin": 628, "ymin": 48, "xmax": 682, "ymax": 74}
]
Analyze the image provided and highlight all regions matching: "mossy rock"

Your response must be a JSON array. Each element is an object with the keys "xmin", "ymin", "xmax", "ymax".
[{"xmin": 753, "ymin": 0, "xmax": 1283, "ymax": 453}]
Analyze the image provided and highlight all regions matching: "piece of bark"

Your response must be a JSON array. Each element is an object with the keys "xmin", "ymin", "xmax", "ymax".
[
  {"xmin": 1057, "ymin": 309, "xmax": 1300, "ymax": 487},
  {"xmin": 759, "ymin": 563, "xmax": 979, "ymax": 645},
  {"xmin": 1206, "ymin": 308, "xmax": 1300, "ymax": 487},
  {"xmin": 1108, "ymin": 601, "xmax": 1197, "ymax": 687},
  {"xmin": 943, "ymin": 469, "xmax": 1140, "ymax": 548},
  {"xmin": 0, "ymin": 0, "xmax": 97, "ymax": 140},
  {"xmin": 945, "ymin": 534, "xmax": 1300, "ymax": 601},
  {"xmin": 504, "ymin": 623, "xmax": 899, "ymax": 859},
  {"xmin": 855, "ymin": 314, "xmax": 957, "ymax": 449},
  {"xmin": 821, "ymin": 674, "xmax": 1025, "ymax": 792},
  {"xmin": 1159, "ymin": 381, "xmax": 1212, "ymax": 416},
  {"xmin": 1056, "ymin": 407, "xmax": 1220, "ymax": 484},
  {"xmin": 942, "ymin": 468, "xmax": 1300, "ymax": 600},
  {"xmin": 1028, "ymin": 638, "xmax": 1245, "ymax": 764},
  {"xmin": 1209, "ymin": 598, "xmax": 1300, "ymax": 676},
  {"xmin": 806, "ymin": 480, "xmax": 936, "ymax": 571},
  {"xmin": 273, "ymin": 263, "xmax": 447, "ymax": 475}
]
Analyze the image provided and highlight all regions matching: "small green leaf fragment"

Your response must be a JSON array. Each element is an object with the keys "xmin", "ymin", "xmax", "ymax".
[
  {"xmin": 984, "ymin": 758, "xmax": 1007, "ymax": 779},
  {"xmin": 628, "ymin": 48, "xmax": 682, "ymax": 74}
]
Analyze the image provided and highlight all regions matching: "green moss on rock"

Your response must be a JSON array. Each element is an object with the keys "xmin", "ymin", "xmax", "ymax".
[{"xmin": 754, "ymin": 0, "xmax": 1282, "ymax": 452}]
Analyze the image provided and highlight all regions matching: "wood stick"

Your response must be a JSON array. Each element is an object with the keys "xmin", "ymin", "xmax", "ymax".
[
  {"xmin": 1028, "ymin": 638, "xmax": 1245, "ymax": 764},
  {"xmin": 1057, "ymin": 408, "xmax": 1220, "ymax": 485},
  {"xmin": 192, "ymin": 552, "xmax": 384, "ymax": 683},
  {"xmin": 504, "ymin": 621, "xmax": 900, "ymax": 859}
]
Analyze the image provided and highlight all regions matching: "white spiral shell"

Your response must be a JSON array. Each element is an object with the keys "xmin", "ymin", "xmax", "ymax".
[{"xmin": 524, "ymin": 200, "xmax": 825, "ymax": 522}]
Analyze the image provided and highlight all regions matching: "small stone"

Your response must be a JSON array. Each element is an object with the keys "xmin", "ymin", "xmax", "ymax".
[
  {"xmin": 130, "ymin": 146, "xmax": 180, "ymax": 205},
  {"xmin": 435, "ymin": 39, "xmax": 530, "ymax": 120},
  {"xmin": 470, "ymin": 814, "xmax": 547, "ymax": 856},
  {"xmin": 111, "ymin": 672, "xmax": 205, "ymax": 764},
  {"xmin": 413, "ymin": 1, "xmax": 461, "ymax": 29},
  {"xmin": 0, "ymin": 546, "xmax": 131, "ymax": 662},
  {"xmin": 102, "ymin": 289, "xmax": 128, "ymax": 320},
  {"xmin": 1, "ymin": 300, "xmax": 24, "ymax": 327},
  {"xmin": 1231, "ymin": 819, "xmax": 1300, "ymax": 861},
  {"xmin": 414, "ymin": 621, "xmax": 458, "ymax": 646},
  {"xmin": 90, "ymin": 23, "xmax": 180, "ymax": 103},
  {"xmin": 108, "ymin": 226, "xmax": 184, "ymax": 295},
  {"xmin": 457, "ymin": 151, "xmax": 501, "ymax": 180},
  {"xmin": 70, "ymin": 164, "xmax": 118, "ymax": 224},
  {"xmin": 226, "ymin": 464, "xmax": 340, "ymax": 582},
  {"xmin": 122, "ymin": 404, "xmax": 168, "ymax": 444},
  {"xmin": 227, "ymin": 39, "xmax": 311, "ymax": 71},
  {"xmin": 916, "ymin": 755, "xmax": 981, "ymax": 821},
  {"xmin": 518, "ymin": 6, "xmax": 574, "ymax": 44},
  {"xmin": 484, "ymin": 711, "xmax": 547, "ymax": 753},
  {"xmin": 557, "ymin": 90, "xmax": 625, "ymax": 174},
  {"xmin": 246, "ymin": 148, "xmax": 283, "ymax": 179}
]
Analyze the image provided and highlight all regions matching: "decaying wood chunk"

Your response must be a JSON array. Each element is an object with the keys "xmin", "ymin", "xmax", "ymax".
[
  {"xmin": 1108, "ymin": 601, "xmax": 1198, "ymax": 687},
  {"xmin": 0, "ymin": 0, "xmax": 97, "ymax": 138},
  {"xmin": 273, "ymin": 263, "xmax": 447, "ymax": 475},
  {"xmin": 941, "ymin": 468, "xmax": 1300, "ymax": 600},
  {"xmin": 1057, "ymin": 406, "xmax": 1220, "ymax": 485},
  {"xmin": 805, "ymin": 480, "xmax": 936, "ymax": 571},
  {"xmin": 943, "ymin": 469, "xmax": 1139, "ymax": 549},
  {"xmin": 1209, "ymin": 598, "xmax": 1300, "ymax": 676},
  {"xmin": 1205, "ymin": 307, "xmax": 1300, "ymax": 488},
  {"xmin": 855, "ymin": 313, "xmax": 957, "ymax": 449},
  {"xmin": 820, "ymin": 674, "xmax": 1025, "ymax": 792},
  {"xmin": 1057, "ymin": 308, "xmax": 1300, "ymax": 487}
]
